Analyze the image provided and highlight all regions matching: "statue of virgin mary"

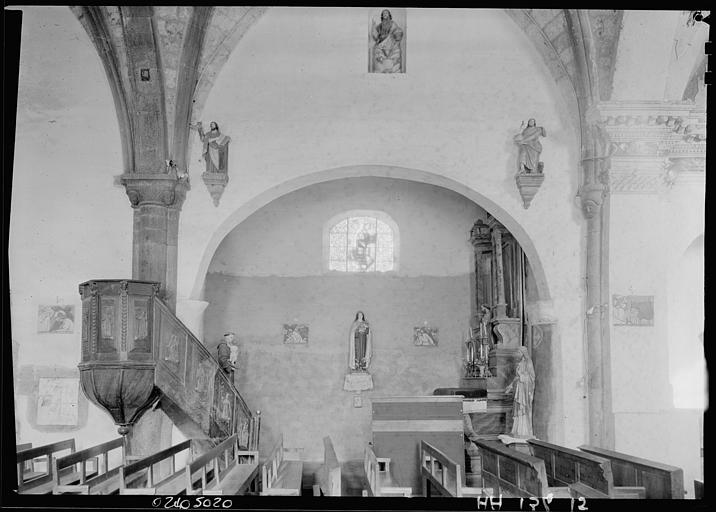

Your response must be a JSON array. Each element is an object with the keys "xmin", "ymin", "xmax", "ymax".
[{"xmin": 349, "ymin": 311, "xmax": 372, "ymax": 371}]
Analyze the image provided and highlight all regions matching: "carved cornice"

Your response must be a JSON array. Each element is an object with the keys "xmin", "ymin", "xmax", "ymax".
[
  {"xmin": 120, "ymin": 173, "xmax": 190, "ymax": 209},
  {"xmin": 596, "ymin": 102, "xmax": 706, "ymax": 194}
]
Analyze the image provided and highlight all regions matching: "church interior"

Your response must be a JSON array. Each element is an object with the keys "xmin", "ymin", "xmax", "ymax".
[{"xmin": 6, "ymin": 6, "xmax": 708, "ymax": 501}]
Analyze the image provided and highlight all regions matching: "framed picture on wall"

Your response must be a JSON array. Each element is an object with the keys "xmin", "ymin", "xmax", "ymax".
[
  {"xmin": 37, "ymin": 304, "xmax": 75, "ymax": 333},
  {"xmin": 612, "ymin": 295, "xmax": 654, "ymax": 326}
]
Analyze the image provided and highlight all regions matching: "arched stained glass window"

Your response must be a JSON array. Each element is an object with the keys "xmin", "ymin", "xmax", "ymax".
[{"xmin": 325, "ymin": 211, "xmax": 398, "ymax": 272}]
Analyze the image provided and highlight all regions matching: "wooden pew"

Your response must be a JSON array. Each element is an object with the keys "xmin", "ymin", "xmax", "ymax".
[
  {"xmin": 260, "ymin": 434, "xmax": 303, "ymax": 496},
  {"xmin": 528, "ymin": 440, "xmax": 645, "ymax": 499},
  {"xmin": 52, "ymin": 437, "xmax": 125, "ymax": 494},
  {"xmin": 313, "ymin": 436, "xmax": 341, "ymax": 496},
  {"xmin": 420, "ymin": 440, "xmax": 485, "ymax": 497},
  {"xmin": 363, "ymin": 445, "xmax": 412, "ymax": 497},
  {"xmin": 474, "ymin": 439, "xmax": 570, "ymax": 497},
  {"xmin": 17, "ymin": 443, "xmax": 33, "ymax": 475},
  {"xmin": 17, "ymin": 439, "xmax": 85, "ymax": 494},
  {"xmin": 186, "ymin": 434, "xmax": 259, "ymax": 495},
  {"xmin": 119, "ymin": 440, "xmax": 195, "ymax": 495},
  {"xmin": 579, "ymin": 445, "xmax": 683, "ymax": 499}
]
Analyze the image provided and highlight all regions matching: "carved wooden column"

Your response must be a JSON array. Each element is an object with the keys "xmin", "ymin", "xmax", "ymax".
[
  {"xmin": 469, "ymin": 219, "xmax": 492, "ymax": 316},
  {"xmin": 488, "ymin": 219, "xmax": 521, "ymax": 349}
]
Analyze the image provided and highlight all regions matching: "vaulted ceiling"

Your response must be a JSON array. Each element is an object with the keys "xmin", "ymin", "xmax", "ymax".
[{"xmin": 68, "ymin": 7, "xmax": 659, "ymax": 182}]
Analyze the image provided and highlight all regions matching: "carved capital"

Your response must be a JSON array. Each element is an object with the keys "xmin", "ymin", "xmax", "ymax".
[{"xmin": 120, "ymin": 173, "xmax": 190, "ymax": 209}]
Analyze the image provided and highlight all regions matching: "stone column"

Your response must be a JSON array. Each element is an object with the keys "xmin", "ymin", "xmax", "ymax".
[
  {"xmin": 580, "ymin": 179, "xmax": 609, "ymax": 447},
  {"xmin": 121, "ymin": 173, "xmax": 189, "ymax": 313},
  {"xmin": 176, "ymin": 299, "xmax": 210, "ymax": 341}
]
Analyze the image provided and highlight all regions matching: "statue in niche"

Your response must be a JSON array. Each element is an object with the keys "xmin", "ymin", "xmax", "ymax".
[
  {"xmin": 504, "ymin": 346, "xmax": 535, "ymax": 438},
  {"xmin": 513, "ymin": 119, "xmax": 547, "ymax": 174},
  {"xmin": 190, "ymin": 121, "xmax": 231, "ymax": 174},
  {"xmin": 349, "ymin": 311, "xmax": 372, "ymax": 371},
  {"xmin": 101, "ymin": 302, "xmax": 114, "ymax": 339},
  {"xmin": 370, "ymin": 9, "xmax": 405, "ymax": 73}
]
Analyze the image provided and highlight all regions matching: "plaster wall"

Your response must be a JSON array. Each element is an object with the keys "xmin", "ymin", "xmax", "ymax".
[
  {"xmin": 9, "ymin": 7, "xmax": 131, "ymax": 449},
  {"xmin": 609, "ymin": 181, "xmax": 705, "ymax": 498},
  {"xmin": 179, "ymin": 7, "xmax": 587, "ymax": 447}
]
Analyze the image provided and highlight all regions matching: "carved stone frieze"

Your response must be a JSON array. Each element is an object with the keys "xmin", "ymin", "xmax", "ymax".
[
  {"xmin": 120, "ymin": 173, "xmax": 190, "ymax": 209},
  {"xmin": 596, "ymin": 102, "xmax": 706, "ymax": 195}
]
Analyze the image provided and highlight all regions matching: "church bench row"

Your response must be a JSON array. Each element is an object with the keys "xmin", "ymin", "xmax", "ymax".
[
  {"xmin": 419, "ymin": 440, "xmax": 485, "ymax": 497},
  {"xmin": 313, "ymin": 436, "xmax": 341, "ymax": 496},
  {"xmin": 526, "ymin": 439, "xmax": 645, "ymax": 499},
  {"xmin": 186, "ymin": 434, "xmax": 259, "ymax": 495},
  {"xmin": 474, "ymin": 440, "xmax": 571, "ymax": 498},
  {"xmin": 52, "ymin": 437, "xmax": 126, "ymax": 494},
  {"xmin": 260, "ymin": 434, "xmax": 303, "ymax": 496},
  {"xmin": 16, "ymin": 438, "xmax": 98, "ymax": 494},
  {"xmin": 119, "ymin": 439, "xmax": 195, "ymax": 495},
  {"xmin": 363, "ymin": 445, "xmax": 412, "ymax": 497},
  {"xmin": 578, "ymin": 445, "xmax": 683, "ymax": 499}
]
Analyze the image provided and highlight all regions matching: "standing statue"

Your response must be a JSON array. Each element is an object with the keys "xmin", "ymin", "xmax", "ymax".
[
  {"xmin": 504, "ymin": 346, "xmax": 535, "ymax": 438},
  {"xmin": 217, "ymin": 332, "xmax": 238, "ymax": 379},
  {"xmin": 349, "ymin": 311, "xmax": 372, "ymax": 371},
  {"xmin": 190, "ymin": 121, "xmax": 231, "ymax": 174},
  {"xmin": 370, "ymin": 9, "xmax": 404, "ymax": 73},
  {"xmin": 513, "ymin": 119, "xmax": 547, "ymax": 174}
]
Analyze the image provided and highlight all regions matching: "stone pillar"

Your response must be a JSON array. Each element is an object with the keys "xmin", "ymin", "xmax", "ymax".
[
  {"xmin": 176, "ymin": 299, "xmax": 210, "ymax": 340},
  {"xmin": 580, "ymin": 181, "xmax": 609, "ymax": 447},
  {"xmin": 121, "ymin": 173, "xmax": 189, "ymax": 313}
]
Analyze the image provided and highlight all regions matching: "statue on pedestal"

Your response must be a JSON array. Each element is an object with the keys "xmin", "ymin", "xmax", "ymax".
[
  {"xmin": 344, "ymin": 311, "xmax": 374, "ymax": 391},
  {"xmin": 349, "ymin": 311, "xmax": 372, "ymax": 371},
  {"xmin": 514, "ymin": 119, "xmax": 546, "ymax": 174},
  {"xmin": 504, "ymin": 346, "xmax": 535, "ymax": 438}
]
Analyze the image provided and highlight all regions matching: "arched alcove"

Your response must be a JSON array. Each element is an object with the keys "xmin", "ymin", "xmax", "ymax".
[{"xmin": 197, "ymin": 172, "xmax": 560, "ymax": 460}]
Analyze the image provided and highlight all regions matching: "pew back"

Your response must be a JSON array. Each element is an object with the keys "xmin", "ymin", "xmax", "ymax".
[
  {"xmin": 53, "ymin": 437, "xmax": 124, "ymax": 494},
  {"xmin": 363, "ymin": 446, "xmax": 412, "ymax": 497},
  {"xmin": 17, "ymin": 439, "xmax": 76, "ymax": 494},
  {"xmin": 578, "ymin": 445, "xmax": 684, "ymax": 499},
  {"xmin": 528, "ymin": 440, "xmax": 613, "ymax": 496},
  {"xmin": 260, "ymin": 434, "xmax": 303, "ymax": 496},
  {"xmin": 475, "ymin": 440, "xmax": 548, "ymax": 497},
  {"xmin": 119, "ymin": 439, "xmax": 193, "ymax": 494},
  {"xmin": 17, "ymin": 443, "xmax": 33, "ymax": 474},
  {"xmin": 186, "ymin": 435, "xmax": 259, "ymax": 495},
  {"xmin": 315, "ymin": 436, "xmax": 341, "ymax": 496},
  {"xmin": 420, "ymin": 440, "xmax": 463, "ymax": 497}
]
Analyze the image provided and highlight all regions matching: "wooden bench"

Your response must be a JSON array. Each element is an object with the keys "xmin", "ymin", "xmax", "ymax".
[
  {"xmin": 528, "ymin": 439, "xmax": 645, "ymax": 499},
  {"xmin": 186, "ymin": 434, "xmax": 259, "ymax": 495},
  {"xmin": 313, "ymin": 436, "xmax": 341, "ymax": 496},
  {"xmin": 474, "ymin": 439, "xmax": 570, "ymax": 498},
  {"xmin": 52, "ymin": 437, "xmax": 125, "ymax": 494},
  {"xmin": 579, "ymin": 444, "xmax": 683, "ymax": 499},
  {"xmin": 17, "ymin": 443, "xmax": 33, "ymax": 475},
  {"xmin": 260, "ymin": 434, "xmax": 303, "ymax": 496},
  {"xmin": 17, "ymin": 439, "xmax": 88, "ymax": 494},
  {"xmin": 119, "ymin": 440, "xmax": 195, "ymax": 495},
  {"xmin": 420, "ymin": 440, "xmax": 486, "ymax": 497},
  {"xmin": 363, "ymin": 445, "xmax": 412, "ymax": 497}
]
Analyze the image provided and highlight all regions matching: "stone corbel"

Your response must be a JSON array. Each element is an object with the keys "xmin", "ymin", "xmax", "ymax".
[
  {"xmin": 201, "ymin": 172, "xmax": 229, "ymax": 207},
  {"xmin": 515, "ymin": 173, "xmax": 545, "ymax": 209}
]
